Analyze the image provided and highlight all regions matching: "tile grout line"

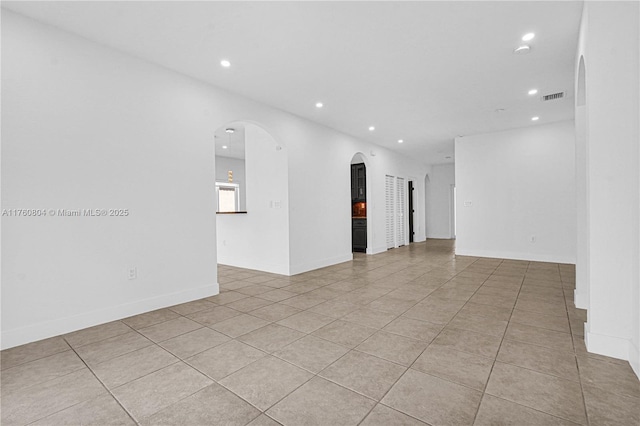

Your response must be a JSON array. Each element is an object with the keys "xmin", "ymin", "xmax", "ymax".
[
  {"xmin": 5, "ymin": 244, "xmax": 604, "ymax": 426},
  {"xmin": 209, "ymin": 251, "xmax": 466, "ymax": 424},
  {"xmin": 356, "ymin": 256, "xmax": 500, "ymax": 423},
  {"xmin": 478, "ymin": 260, "xmax": 591, "ymax": 425},
  {"xmin": 469, "ymin": 258, "xmax": 525, "ymax": 425},
  {"xmin": 69, "ymin": 319, "xmax": 242, "ymax": 424},
  {"xmin": 565, "ymin": 275, "xmax": 592, "ymax": 426},
  {"xmin": 61, "ymin": 336, "xmax": 141, "ymax": 426}
]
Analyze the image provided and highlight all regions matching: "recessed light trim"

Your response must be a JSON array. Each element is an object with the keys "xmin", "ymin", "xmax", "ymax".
[
  {"xmin": 220, "ymin": 59, "xmax": 231, "ymax": 68},
  {"xmin": 315, "ymin": 102, "xmax": 323, "ymax": 108},
  {"xmin": 225, "ymin": 128, "xmax": 235, "ymax": 134},
  {"xmin": 522, "ymin": 33, "xmax": 535, "ymax": 41},
  {"xmin": 528, "ymin": 89, "xmax": 538, "ymax": 95},
  {"xmin": 531, "ymin": 116, "xmax": 540, "ymax": 121},
  {"xmin": 514, "ymin": 45, "xmax": 531, "ymax": 54}
]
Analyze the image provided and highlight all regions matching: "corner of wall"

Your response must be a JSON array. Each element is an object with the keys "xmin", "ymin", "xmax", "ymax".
[
  {"xmin": 629, "ymin": 339, "xmax": 640, "ymax": 378},
  {"xmin": 574, "ymin": 289, "xmax": 588, "ymax": 310},
  {"xmin": 584, "ymin": 321, "xmax": 631, "ymax": 361},
  {"xmin": 289, "ymin": 253, "xmax": 353, "ymax": 276}
]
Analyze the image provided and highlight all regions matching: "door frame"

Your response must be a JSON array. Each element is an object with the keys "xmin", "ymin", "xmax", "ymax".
[{"xmin": 450, "ymin": 184, "xmax": 456, "ymax": 239}]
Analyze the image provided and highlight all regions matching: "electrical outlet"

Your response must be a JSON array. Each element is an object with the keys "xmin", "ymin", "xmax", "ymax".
[{"xmin": 128, "ymin": 267, "xmax": 137, "ymax": 280}]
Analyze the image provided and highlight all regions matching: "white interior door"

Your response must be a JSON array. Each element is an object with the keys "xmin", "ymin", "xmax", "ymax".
[{"xmin": 385, "ymin": 175, "xmax": 395, "ymax": 249}]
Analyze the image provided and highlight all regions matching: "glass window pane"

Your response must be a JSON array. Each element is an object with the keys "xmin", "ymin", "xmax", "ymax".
[{"xmin": 218, "ymin": 187, "xmax": 237, "ymax": 212}]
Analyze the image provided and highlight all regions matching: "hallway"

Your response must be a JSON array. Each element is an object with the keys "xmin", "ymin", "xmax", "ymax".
[{"xmin": 1, "ymin": 240, "xmax": 638, "ymax": 425}]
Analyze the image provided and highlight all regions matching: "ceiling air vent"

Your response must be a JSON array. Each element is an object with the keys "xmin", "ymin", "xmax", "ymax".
[{"xmin": 541, "ymin": 91, "xmax": 565, "ymax": 101}]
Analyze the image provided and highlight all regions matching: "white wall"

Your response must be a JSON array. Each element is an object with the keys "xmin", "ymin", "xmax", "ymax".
[
  {"xmin": 1, "ymin": 11, "xmax": 430, "ymax": 348},
  {"xmin": 455, "ymin": 121, "xmax": 576, "ymax": 263},
  {"xmin": 215, "ymin": 156, "xmax": 246, "ymax": 211},
  {"xmin": 285, "ymin": 125, "xmax": 429, "ymax": 273},
  {"xmin": 574, "ymin": 1, "xmax": 640, "ymax": 376},
  {"xmin": 216, "ymin": 124, "xmax": 289, "ymax": 274},
  {"xmin": 573, "ymin": 11, "xmax": 589, "ymax": 311},
  {"xmin": 426, "ymin": 164, "xmax": 455, "ymax": 239},
  {"xmin": 1, "ymin": 11, "xmax": 218, "ymax": 348}
]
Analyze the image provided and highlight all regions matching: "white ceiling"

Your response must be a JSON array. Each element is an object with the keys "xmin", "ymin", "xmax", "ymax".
[{"xmin": 3, "ymin": 1, "xmax": 583, "ymax": 165}]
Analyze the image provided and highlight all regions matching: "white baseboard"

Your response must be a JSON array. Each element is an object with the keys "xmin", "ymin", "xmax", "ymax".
[
  {"xmin": 629, "ymin": 339, "xmax": 640, "ymax": 379},
  {"xmin": 455, "ymin": 247, "xmax": 576, "ymax": 264},
  {"xmin": 426, "ymin": 234, "xmax": 454, "ymax": 239},
  {"xmin": 1, "ymin": 283, "xmax": 218, "ymax": 350},
  {"xmin": 290, "ymin": 253, "xmax": 353, "ymax": 276},
  {"xmin": 369, "ymin": 245, "xmax": 388, "ymax": 255},
  {"xmin": 574, "ymin": 290, "xmax": 588, "ymax": 309},
  {"xmin": 584, "ymin": 322, "xmax": 630, "ymax": 361},
  {"xmin": 217, "ymin": 257, "xmax": 290, "ymax": 275}
]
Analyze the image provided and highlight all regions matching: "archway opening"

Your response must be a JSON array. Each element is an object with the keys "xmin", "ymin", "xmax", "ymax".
[
  {"xmin": 214, "ymin": 121, "xmax": 290, "ymax": 277},
  {"xmin": 350, "ymin": 153, "xmax": 368, "ymax": 253}
]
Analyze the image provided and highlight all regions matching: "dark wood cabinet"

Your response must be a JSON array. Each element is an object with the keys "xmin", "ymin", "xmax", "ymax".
[
  {"xmin": 352, "ymin": 219, "xmax": 367, "ymax": 252},
  {"xmin": 351, "ymin": 163, "xmax": 367, "ymax": 252},
  {"xmin": 351, "ymin": 165, "xmax": 358, "ymax": 201},
  {"xmin": 351, "ymin": 163, "xmax": 366, "ymax": 202}
]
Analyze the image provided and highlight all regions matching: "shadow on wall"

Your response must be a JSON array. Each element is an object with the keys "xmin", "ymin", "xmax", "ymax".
[{"xmin": 215, "ymin": 122, "xmax": 291, "ymax": 275}]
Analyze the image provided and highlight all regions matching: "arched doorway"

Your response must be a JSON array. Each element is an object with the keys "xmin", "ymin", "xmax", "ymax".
[
  {"xmin": 214, "ymin": 121, "xmax": 290, "ymax": 275},
  {"xmin": 350, "ymin": 153, "xmax": 368, "ymax": 253}
]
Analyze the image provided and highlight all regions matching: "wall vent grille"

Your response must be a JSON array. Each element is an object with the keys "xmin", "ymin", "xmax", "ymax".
[{"xmin": 541, "ymin": 92, "xmax": 565, "ymax": 101}]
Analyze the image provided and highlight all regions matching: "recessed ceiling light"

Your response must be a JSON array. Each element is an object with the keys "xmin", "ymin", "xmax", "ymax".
[
  {"xmin": 522, "ymin": 33, "xmax": 535, "ymax": 41},
  {"xmin": 369, "ymin": 126, "xmax": 375, "ymax": 131},
  {"xmin": 531, "ymin": 116, "xmax": 539, "ymax": 121},
  {"xmin": 220, "ymin": 59, "xmax": 231, "ymax": 68},
  {"xmin": 445, "ymin": 156, "xmax": 452, "ymax": 159},
  {"xmin": 222, "ymin": 145, "xmax": 228, "ymax": 149},
  {"xmin": 315, "ymin": 102, "xmax": 323, "ymax": 108},
  {"xmin": 513, "ymin": 45, "xmax": 531, "ymax": 54},
  {"xmin": 225, "ymin": 128, "xmax": 235, "ymax": 133},
  {"xmin": 398, "ymin": 139, "xmax": 404, "ymax": 144},
  {"xmin": 528, "ymin": 89, "xmax": 538, "ymax": 95}
]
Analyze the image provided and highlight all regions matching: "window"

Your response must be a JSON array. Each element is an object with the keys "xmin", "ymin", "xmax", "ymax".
[{"xmin": 216, "ymin": 182, "xmax": 240, "ymax": 212}]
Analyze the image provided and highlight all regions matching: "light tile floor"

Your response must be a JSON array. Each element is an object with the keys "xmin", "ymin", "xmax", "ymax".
[{"xmin": 2, "ymin": 240, "xmax": 639, "ymax": 425}]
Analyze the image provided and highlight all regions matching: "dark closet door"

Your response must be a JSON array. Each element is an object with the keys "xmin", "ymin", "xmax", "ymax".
[{"xmin": 408, "ymin": 181, "xmax": 414, "ymax": 243}]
